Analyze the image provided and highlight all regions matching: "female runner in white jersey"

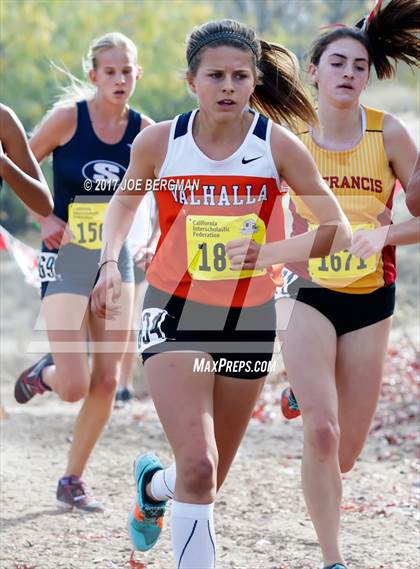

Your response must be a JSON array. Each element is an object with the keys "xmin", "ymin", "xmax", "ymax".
[
  {"xmin": 92, "ymin": 19, "xmax": 351, "ymax": 569},
  {"xmin": 277, "ymin": 1, "xmax": 420, "ymax": 566}
]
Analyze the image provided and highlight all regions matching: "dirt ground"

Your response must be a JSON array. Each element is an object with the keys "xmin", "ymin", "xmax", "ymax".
[{"xmin": 1, "ymin": 249, "xmax": 419, "ymax": 569}]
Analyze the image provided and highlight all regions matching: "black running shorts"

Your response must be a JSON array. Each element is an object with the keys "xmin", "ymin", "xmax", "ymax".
[
  {"xmin": 275, "ymin": 268, "xmax": 395, "ymax": 336},
  {"xmin": 139, "ymin": 285, "xmax": 276, "ymax": 380}
]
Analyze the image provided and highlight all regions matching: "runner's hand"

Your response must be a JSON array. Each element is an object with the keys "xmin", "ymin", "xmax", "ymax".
[
  {"xmin": 133, "ymin": 245, "xmax": 155, "ymax": 272},
  {"xmin": 90, "ymin": 262, "xmax": 122, "ymax": 320},
  {"xmin": 226, "ymin": 238, "xmax": 263, "ymax": 270},
  {"xmin": 41, "ymin": 213, "xmax": 73, "ymax": 250},
  {"xmin": 349, "ymin": 226, "xmax": 389, "ymax": 260}
]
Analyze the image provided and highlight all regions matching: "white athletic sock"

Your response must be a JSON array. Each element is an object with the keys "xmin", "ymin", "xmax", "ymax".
[
  {"xmin": 150, "ymin": 462, "xmax": 176, "ymax": 501},
  {"xmin": 171, "ymin": 501, "xmax": 216, "ymax": 569}
]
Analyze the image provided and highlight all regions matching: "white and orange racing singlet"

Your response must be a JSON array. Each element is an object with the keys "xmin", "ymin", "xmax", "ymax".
[
  {"xmin": 287, "ymin": 106, "xmax": 397, "ymax": 294},
  {"xmin": 146, "ymin": 109, "xmax": 286, "ymax": 307}
]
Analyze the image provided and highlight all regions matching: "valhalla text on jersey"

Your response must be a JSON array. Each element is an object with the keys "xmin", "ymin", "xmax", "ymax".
[{"xmin": 166, "ymin": 179, "xmax": 269, "ymax": 206}]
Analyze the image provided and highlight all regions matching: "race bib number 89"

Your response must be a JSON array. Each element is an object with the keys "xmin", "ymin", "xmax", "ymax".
[
  {"xmin": 68, "ymin": 203, "xmax": 108, "ymax": 250},
  {"xmin": 186, "ymin": 213, "xmax": 266, "ymax": 281},
  {"xmin": 308, "ymin": 223, "xmax": 377, "ymax": 280}
]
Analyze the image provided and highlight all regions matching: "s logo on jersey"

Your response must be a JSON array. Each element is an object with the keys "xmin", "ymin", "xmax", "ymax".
[{"xmin": 82, "ymin": 160, "xmax": 126, "ymax": 182}]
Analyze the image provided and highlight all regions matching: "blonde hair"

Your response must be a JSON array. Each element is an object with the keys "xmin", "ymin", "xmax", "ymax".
[
  {"xmin": 83, "ymin": 31, "xmax": 137, "ymax": 73},
  {"xmin": 52, "ymin": 32, "xmax": 138, "ymax": 108}
]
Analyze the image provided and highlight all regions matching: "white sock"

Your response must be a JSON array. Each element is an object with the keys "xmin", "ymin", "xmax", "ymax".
[
  {"xmin": 171, "ymin": 501, "xmax": 216, "ymax": 569},
  {"xmin": 150, "ymin": 462, "xmax": 176, "ymax": 501}
]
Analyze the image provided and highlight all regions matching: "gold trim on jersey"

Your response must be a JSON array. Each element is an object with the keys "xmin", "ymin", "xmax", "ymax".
[{"xmin": 290, "ymin": 107, "xmax": 397, "ymax": 293}]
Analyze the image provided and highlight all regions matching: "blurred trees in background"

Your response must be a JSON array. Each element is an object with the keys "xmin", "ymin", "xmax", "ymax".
[{"xmin": 1, "ymin": 0, "xmax": 418, "ymax": 231}]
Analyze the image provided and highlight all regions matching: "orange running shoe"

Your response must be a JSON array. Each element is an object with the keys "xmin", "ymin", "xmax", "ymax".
[{"xmin": 281, "ymin": 386, "xmax": 301, "ymax": 419}]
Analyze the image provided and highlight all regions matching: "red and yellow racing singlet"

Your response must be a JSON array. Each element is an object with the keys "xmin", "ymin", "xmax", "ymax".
[{"xmin": 288, "ymin": 107, "xmax": 397, "ymax": 293}]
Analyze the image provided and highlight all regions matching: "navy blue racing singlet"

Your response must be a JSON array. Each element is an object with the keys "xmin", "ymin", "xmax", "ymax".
[
  {"xmin": 38, "ymin": 101, "xmax": 140, "ymax": 298},
  {"xmin": 52, "ymin": 100, "xmax": 141, "ymax": 222}
]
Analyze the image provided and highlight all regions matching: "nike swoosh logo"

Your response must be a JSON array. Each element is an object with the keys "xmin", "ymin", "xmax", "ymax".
[{"xmin": 242, "ymin": 155, "xmax": 263, "ymax": 164}]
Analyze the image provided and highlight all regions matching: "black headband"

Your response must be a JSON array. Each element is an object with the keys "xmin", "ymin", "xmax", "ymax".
[{"xmin": 187, "ymin": 31, "xmax": 259, "ymax": 65}]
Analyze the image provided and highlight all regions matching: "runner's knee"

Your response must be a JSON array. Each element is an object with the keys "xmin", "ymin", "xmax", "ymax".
[
  {"xmin": 177, "ymin": 451, "xmax": 217, "ymax": 499},
  {"xmin": 304, "ymin": 415, "xmax": 340, "ymax": 458},
  {"xmin": 52, "ymin": 364, "xmax": 89, "ymax": 401},
  {"xmin": 59, "ymin": 380, "xmax": 89, "ymax": 402},
  {"xmin": 90, "ymin": 371, "xmax": 119, "ymax": 397}
]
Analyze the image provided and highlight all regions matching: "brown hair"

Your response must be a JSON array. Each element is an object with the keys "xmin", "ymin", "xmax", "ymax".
[
  {"xmin": 186, "ymin": 19, "xmax": 318, "ymax": 129},
  {"xmin": 309, "ymin": 0, "xmax": 420, "ymax": 80}
]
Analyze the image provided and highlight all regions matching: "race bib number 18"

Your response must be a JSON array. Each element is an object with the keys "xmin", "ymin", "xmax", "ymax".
[
  {"xmin": 68, "ymin": 202, "xmax": 108, "ymax": 250},
  {"xmin": 186, "ymin": 213, "xmax": 266, "ymax": 281}
]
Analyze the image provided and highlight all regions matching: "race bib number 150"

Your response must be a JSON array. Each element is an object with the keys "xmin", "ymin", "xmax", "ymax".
[{"xmin": 68, "ymin": 202, "xmax": 108, "ymax": 250}]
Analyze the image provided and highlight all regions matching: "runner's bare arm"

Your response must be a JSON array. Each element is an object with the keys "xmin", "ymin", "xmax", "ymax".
[
  {"xmin": 349, "ymin": 115, "xmax": 420, "ymax": 257},
  {"xmin": 350, "ymin": 217, "xmax": 420, "ymax": 259},
  {"xmin": 99, "ymin": 122, "xmax": 169, "ymax": 264},
  {"xmin": 406, "ymin": 153, "xmax": 420, "ymax": 216},
  {"xmin": 0, "ymin": 105, "xmax": 53, "ymax": 216},
  {"xmin": 91, "ymin": 123, "xmax": 169, "ymax": 318},
  {"xmin": 379, "ymin": 115, "xmax": 419, "ymax": 240},
  {"xmin": 228, "ymin": 126, "xmax": 352, "ymax": 270},
  {"xmin": 384, "ymin": 114, "xmax": 417, "ymax": 191},
  {"xmin": 23, "ymin": 106, "xmax": 79, "ymax": 243},
  {"xmin": 30, "ymin": 106, "xmax": 77, "ymax": 163}
]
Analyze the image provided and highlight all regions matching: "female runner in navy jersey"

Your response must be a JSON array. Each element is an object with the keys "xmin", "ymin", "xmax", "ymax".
[
  {"xmin": 15, "ymin": 32, "xmax": 154, "ymax": 512},
  {"xmin": 91, "ymin": 19, "xmax": 351, "ymax": 568},
  {"xmin": 0, "ymin": 104, "xmax": 52, "ymax": 216}
]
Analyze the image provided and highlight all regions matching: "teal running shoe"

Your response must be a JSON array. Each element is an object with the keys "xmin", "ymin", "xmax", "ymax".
[
  {"xmin": 128, "ymin": 453, "xmax": 167, "ymax": 551},
  {"xmin": 324, "ymin": 564, "xmax": 347, "ymax": 569}
]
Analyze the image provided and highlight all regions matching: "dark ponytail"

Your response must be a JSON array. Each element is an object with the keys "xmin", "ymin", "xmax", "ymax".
[
  {"xmin": 309, "ymin": 0, "xmax": 420, "ymax": 80},
  {"xmin": 186, "ymin": 19, "xmax": 317, "ymax": 129},
  {"xmin": 251, "ymin": 40, "xmax": 318, "ymax": 130},
  {"xmin": 363, "ymin": 0, "xmax": 420, "ymax": 79}
]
